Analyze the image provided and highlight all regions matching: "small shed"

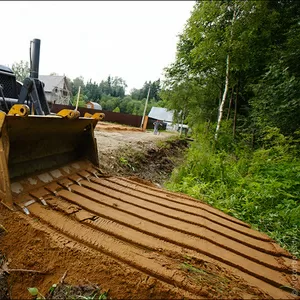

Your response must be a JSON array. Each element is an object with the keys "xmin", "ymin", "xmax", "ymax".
[
  {"xmin": 148, "ymin": 107, "xmax": 174, "ymax": 122},
  {"xmin": 147, "ymin": 107, "xmax": 174, "ymax": 131},
  {"xmin": 86, "ymin": 101, "xmax": 102, "ymax": 110}
]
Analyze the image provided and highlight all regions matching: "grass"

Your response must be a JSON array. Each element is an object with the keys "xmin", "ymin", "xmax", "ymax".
[{"xmin": 165, "ymin": 127, "xmax": 300, "ymax": 258}]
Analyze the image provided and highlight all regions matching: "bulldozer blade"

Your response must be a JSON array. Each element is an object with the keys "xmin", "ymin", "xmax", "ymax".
[{"xmin": 0, "ymin": 112, "xmax": 99, "ymax": 210}]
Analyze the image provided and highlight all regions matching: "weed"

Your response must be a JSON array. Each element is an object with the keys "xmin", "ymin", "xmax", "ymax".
[
  {"xmin": 181, "ymin": 262, "xmax": 208, "ymax": 275},
  {"xmin": 166, "ymin": 126, "xmax": 300, "ymax": 257},
  {"xmin": 119, "ymin": 156, "xmax": 135, "ymax": 171},
  {"xmin": 28, "ymin": 287, "xmax": 45, "ymax": 299}
]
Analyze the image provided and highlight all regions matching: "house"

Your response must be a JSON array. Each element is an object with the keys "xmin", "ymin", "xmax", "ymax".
[
  {"xmin": 39, "ymin": 75, "xmax": 72, "ymax": 105},
  {"xmin": 86, "ymin": 101, "xmax": 102, "ymax": 110},
  {"xmin": 148, "ymin": 107, "xmax": 174, "ymax": 131}
]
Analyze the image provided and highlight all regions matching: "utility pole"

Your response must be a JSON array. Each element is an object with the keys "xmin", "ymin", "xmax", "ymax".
[{"xmin": 140, "ymin": 85, "xmax": 151, "ymax": 128}]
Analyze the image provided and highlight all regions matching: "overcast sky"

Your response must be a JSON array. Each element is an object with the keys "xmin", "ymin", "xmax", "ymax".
[{"xmin": 1, "ymin": 1, "xmax": 195, "ymax": 93}]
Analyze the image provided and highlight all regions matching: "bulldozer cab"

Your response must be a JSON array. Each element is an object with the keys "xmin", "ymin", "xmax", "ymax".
[{"xmin": 0, "ymin": 39, "xmax": 104, "ymax": 210}]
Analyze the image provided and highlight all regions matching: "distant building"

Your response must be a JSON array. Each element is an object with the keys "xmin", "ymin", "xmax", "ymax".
[
  {"xmin": 148, "ymin": 107, "xmax": 174, "ymax": 131},
  {"xmin": 148, "ymin": 107, "xmax": 174, "ymax": 122},
  {"xmin": 86, "ymin": 101, "xmax": 102, "ymax": 110},
  {"xmin": 39, "ymin": 75, "xmax": 72, "ymax": 105},
  {"xmin": 148, "ymin": 106, "xmax": 189, "ymax": 133}
]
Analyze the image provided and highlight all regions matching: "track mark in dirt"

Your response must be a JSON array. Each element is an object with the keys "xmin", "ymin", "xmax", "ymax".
[
  {"xmin": 5, "ymin": 163, "xmax": 298, "ymax": 299},
  {"xmin": 97, "ymin": 178, "xmax": 276, "ymax": 244},
  {"xmin": 1, "ymin": 157, "xmax": 299, "ymax": 299}
]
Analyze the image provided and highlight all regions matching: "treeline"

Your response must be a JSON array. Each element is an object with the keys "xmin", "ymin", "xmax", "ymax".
[
  {"xmin": 163, "ymin": 0, "xmax": 300, "ymax": 257},
  {"xmin": 9, "ymin": 61, "xmax": 165, "ymax": 116},
  {"xmin": 162, "ymin": 0, "xmax": 300, "ymax": 138},
  {"xmin": 67, "ymin": 76, "xmax": 164, "ymax": 115}
]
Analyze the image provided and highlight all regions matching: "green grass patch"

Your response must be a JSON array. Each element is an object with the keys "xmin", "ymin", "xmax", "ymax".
[{"xmin": 166, "ymin": 126, "xmax": 300, "ymax": 257}]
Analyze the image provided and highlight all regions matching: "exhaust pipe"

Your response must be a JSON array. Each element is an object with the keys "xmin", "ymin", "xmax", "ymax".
[{"xmin": 29, "ymin": 39, "xmax": 41, "ymax": 79}]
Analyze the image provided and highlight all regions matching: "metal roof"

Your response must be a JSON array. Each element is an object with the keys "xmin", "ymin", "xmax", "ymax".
[
  {"xmin": 148, "ymin": 107, "xmax": 174, "ymax": 122},
  {"xmin": 39, "ymin": 75, "xmax": 66, "ymax": 92},
  {"xmin": 87, "ymin": 101, "xmax": 102, "ymax": 110}
]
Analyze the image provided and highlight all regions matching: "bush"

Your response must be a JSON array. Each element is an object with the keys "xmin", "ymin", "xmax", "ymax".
[{"xmin": 165, "ymin": 125, "xmax": 300, "ymax": 257}]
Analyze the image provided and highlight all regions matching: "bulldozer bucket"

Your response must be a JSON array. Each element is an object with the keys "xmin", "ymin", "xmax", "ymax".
[{"xmin": 0, "ymin": 109, "xmax": 100, "ymax": 210}]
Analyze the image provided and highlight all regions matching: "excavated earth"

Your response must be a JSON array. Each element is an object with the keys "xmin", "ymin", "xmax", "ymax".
[{"xmin": 0, "ymin": 123, "xmax": 299, "ymax": 300}]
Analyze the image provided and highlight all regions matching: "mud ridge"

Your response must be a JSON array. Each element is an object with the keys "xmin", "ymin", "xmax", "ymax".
[
  {"xmin": 5, "ymin": 160, "xmax": 299, "ymax": 299},
  {"xmin": 70, "ymin": 179, "xmax": 292, "ymax": 269},
  {"xmin": 31, "ymin": 178, "xmax": 296, "ymax": 287},
  {"xmin": 96, "ymin": 178, "xmax": 281, "ymax": 246}
]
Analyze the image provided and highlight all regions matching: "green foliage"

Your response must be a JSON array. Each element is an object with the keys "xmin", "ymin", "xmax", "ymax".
[
  {"xmin": 161, "ymin": 2, "xmax": 300, "ymax": 257},
  {"xmin": 130, "ymin": 79, "xmax": 161, "ymax": 101},
  {"xmin": 65, "ymin": 75, "xmax": 163, "ymax": 116},
  {"xmin": 28, "ymin": 287, "xmax": 45, "ymax": 299},
  {"xmin": 11, "ymin": 60, "xmax": 30, "ymax": 82},
  {"xmin": 166, "ymin": 127, "xmax": 300, "ymax": 257},
  {"xmin": 161, "ymin": 0, "xmax": 300, "ymax": 140},
  {"xmin": 119, "ymin": 156, "xmax": 135, "ymax": 171},
  {"xmin": 250, "ymin": 62, "xmax": 300, "ymax": 136},
  {"xmin": 71, "ymin": 92, "xmax": 86, "ymax": 108}
]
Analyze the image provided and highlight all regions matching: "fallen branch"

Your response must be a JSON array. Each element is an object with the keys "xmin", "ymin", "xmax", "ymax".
[{"xmin": 60, "ymin": 270, "xmax": 68, "ymax": 284}]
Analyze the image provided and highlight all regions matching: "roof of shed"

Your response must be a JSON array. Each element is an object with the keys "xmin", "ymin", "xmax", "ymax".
[{"xmin": 148, "ymin": 107, "xmax": 174, "ymax": 122}]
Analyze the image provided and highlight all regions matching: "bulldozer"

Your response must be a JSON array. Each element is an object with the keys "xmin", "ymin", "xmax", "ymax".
[{"xmin": 0, "ymin": 38, "xmax": 105, "ymax": 212}]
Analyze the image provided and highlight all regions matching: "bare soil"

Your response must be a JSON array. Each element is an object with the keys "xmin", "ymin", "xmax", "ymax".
[
  {"xmin": 95, "ymin": 127, "xmax": 188, "ymax": 186},
  {"xmin": 0, "ymin": 123, "xmax": 299, "ymax": 300}
]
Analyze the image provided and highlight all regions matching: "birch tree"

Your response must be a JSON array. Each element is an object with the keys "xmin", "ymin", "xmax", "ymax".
[{"xmin": 163, "ymin": 0, "xmax": 275, "ymax": 138}]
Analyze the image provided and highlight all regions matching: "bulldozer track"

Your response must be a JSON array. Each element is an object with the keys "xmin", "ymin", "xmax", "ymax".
[{"xmin": 10, "ymin": 161, "xmax": 299, "ymax": 299}]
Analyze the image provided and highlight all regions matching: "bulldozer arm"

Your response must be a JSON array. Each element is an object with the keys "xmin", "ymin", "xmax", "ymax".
[{"xmin": 0, "ymin": 107, "xmax": 100, "ymax": 210}]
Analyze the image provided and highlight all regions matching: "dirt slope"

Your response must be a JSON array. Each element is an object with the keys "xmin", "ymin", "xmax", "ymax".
[{"xmin": 0, "ymin": 125, "xmax": 299, "ymax": 299}]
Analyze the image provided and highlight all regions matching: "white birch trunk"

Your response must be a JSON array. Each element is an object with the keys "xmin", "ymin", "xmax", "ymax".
[
  {"xmin": 215, "ymin": 54, "xmax": 230, "ymax": 140},
  {"xmin": 214, "ymin": 3, "xmax": 237, "ymax": 141}
]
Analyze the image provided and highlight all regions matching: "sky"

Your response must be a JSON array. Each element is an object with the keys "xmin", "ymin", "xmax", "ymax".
[{"xmin": 1, "ymin": 1, "xmax": 195, "ymax": 93}]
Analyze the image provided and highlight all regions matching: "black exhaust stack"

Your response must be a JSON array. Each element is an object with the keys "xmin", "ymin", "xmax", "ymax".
[
  {"xmin": 17, "ymin": 38, "xmax": 51, "ymax": 115},
  {"xmin": 30, "ymin": 39, "xmax": 41, "ymax": 79}
]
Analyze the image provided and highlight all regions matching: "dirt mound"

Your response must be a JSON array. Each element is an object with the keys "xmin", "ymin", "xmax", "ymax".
[
  {"xmin": 0, "ymin": 160, "xmax": 299, "ymax": 299},
  {"xmin": 98, "ymin": 136, "xmax": 189, "ymax": 185},
  {"xmin": 95, "ymin": 122, "xmax": 143, "ymax": 132}
]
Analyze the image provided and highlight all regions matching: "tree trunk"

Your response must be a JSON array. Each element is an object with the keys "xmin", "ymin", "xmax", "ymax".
[
  {"xmin": 226, "ymin": 87, "xmax": 234, "ymax": 120},
  {"xmin": 233, "ymin": 84, "xmax": 238, "ymax": 138},
  {"xmin": 214, "ymin": 3, "xmax": 237, "ymax": 141},
  {"xmin": 215, "ymin": 54, "xmax": 230, "ymax": 140}
]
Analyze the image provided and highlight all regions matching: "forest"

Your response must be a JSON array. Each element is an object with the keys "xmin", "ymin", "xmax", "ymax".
[
  {"xmin": 67, "ymin": 76, "xmax": 165, "ymax": 115},
  {"xmin": 161, "ymin": 0, "xmax": 300, "ymax": 257}
]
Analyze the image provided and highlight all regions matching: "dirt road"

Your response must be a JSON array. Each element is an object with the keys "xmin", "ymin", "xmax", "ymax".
[{"xmin": 0, "ymin": 124, "xmax": 299, "ymax": 299}]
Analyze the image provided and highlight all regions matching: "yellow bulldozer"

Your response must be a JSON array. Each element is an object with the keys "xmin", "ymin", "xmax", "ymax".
[{"xmin": 0, "ymin": 39, "xmax": 104, "ymax": 212}]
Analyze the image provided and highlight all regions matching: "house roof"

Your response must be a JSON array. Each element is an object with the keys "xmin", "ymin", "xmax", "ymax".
[
  {"xmin": 148, "ymin": 107, "xmax": 174, "ymax": 122},
  {"xmin": 87, "ymin": 101, "xmax": 102, "ymax": 110},
  {"xmin": 39, "ymin": 75, "xmax": 67, "ymax": 92}
]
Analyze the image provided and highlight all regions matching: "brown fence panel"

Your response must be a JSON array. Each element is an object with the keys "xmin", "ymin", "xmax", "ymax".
[{"xmin": 51, "ymin": 104, "xmax": 143, "ymax": 128}]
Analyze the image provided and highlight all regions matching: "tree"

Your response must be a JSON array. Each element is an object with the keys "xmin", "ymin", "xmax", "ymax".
[
  {"xmin": 11, "ymin": 60, "xmax": 30, "ymax": 82},
  {"xmin": 71, "ymin": 76, "xmax": 85, "ymax": 95},
  {"xmin": 71, "ymin": 91, "xmax": 86, "ymax": 108},
  {"xmin": 162, "ymin": 0, "xmax": 290, "ymax": 139},
  {"xmin": 111, "ymin": 77, "xmax": 127, "ymax": 98}
]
